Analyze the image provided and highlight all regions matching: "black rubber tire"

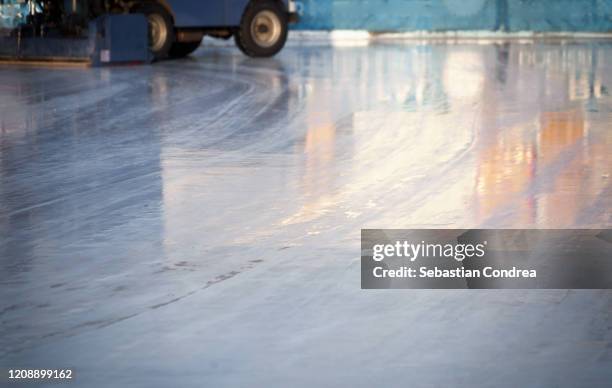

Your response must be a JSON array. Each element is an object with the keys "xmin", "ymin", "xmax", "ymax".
[
  {"xmin": 235, "ymin": 1, "xmax": 288, "ymax": 57},
  {"xmin": 135, "ymin": 2, "xmax": 175, "ymax": 60},
  {"xmin": 169, "ymin": 40, "xmax": 202, "ymax": 58}
]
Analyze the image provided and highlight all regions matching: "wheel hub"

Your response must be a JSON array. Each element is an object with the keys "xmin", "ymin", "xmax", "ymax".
[
  {"xmin": 147, "ymin": 13, "xmax": 167, "ymax": 52},
  {"xmin": 250, "ymin": 10, "xmax": 281, "ymax": 48}
]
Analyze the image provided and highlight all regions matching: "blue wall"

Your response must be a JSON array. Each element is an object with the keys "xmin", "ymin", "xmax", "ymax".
[{"xmin": 293, "ymin": 0, "xmax": 612, "ymax": 32}]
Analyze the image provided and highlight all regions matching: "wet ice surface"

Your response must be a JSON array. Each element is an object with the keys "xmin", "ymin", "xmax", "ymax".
[{"xmin": 1, "ymin": 39, "xmax": 612, "ymax": 387}]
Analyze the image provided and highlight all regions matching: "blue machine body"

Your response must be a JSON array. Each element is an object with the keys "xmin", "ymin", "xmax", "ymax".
[
  {"xmin": 0, "ymin": 13, "xmax": 150, "ymax": 64},
  {"xmin": 89, "ymin": 14, "xmax": 151, "ymax": 65},
  {"xmin": 166, "ymin": 0, "xmax": 291, "ymax": 27},
  {"xmin": 0, "ymin": 0, "xmax": 295, "ymax": 65}
]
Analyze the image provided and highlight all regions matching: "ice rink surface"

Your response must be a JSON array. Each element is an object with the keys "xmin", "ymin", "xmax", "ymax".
[{"xmin": 1, "ymin": 37, "xmax": 611, "ymax": 387}]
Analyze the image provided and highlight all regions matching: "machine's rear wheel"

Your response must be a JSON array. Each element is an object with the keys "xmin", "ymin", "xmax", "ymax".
[
  {"xmin": 169, "ymin": 40, "xmax": 202, "ymax": 58},
  {"xmin": 136, "ymin": 3, "xmax": 175, "ymax": 60},
  {"xmin": 235, "ymin": 1, "xmax": 288, "ymax": 57}
]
